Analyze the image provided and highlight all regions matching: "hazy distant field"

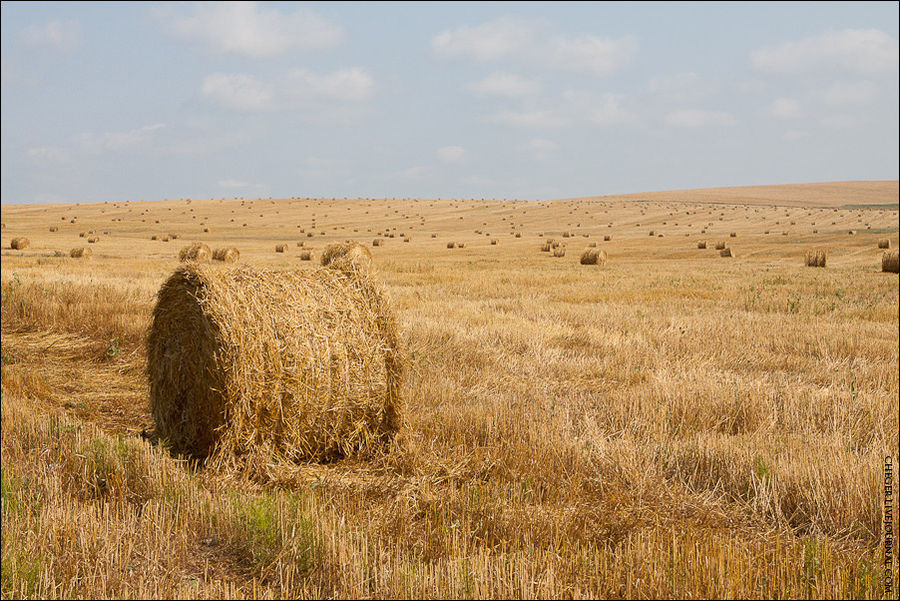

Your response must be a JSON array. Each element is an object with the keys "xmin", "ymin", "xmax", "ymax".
[{"xmin": 1, "ymin": 181, "xmax": 898, "ymax": 598}]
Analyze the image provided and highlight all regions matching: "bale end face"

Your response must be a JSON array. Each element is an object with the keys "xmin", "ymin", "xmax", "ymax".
[{"xmin": 882, "ymin": 250, "xmax": 900, "ymax": 273}]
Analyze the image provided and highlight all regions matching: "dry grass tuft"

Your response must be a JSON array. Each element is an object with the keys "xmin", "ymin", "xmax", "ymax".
[
  {"xmin": 178, "ymin": 242, "xmax": 212, "ymax": 263},
  {"xmin": 212, "ymin": 247, "xmax": 240, "ymax": 263},
  {"xmin": 146, "ymin": 263, "xmax": 403, "ymax": 466}
]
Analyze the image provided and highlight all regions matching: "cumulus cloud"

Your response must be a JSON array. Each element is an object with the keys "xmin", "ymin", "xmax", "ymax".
[
  {"xmin": 202, "ymin": 73, "xmax": 273, "ymax": 111},
  {"xmin": 770, "ymin": 98, "xmax": 801, "ymax": 118},
  {"xmin": 284, "ymin": 68, "xmax": 374, "ymax": 103},
  {"xmin": 22, "ymin": 19, "xmax": 81, "ymax": 51},
  {"xmin": 546, "ymin": 35, "xmax": 637, "ymax": 76},
  {"xmin": 170, "ymin": 1, "xmax": 343, "ymax": 58},
  {"xmin": 665, "ymin": 109, "xmax": 736, "ymax": 127},
  {"xmin": 432, "ymin": 17, "xmax": 535, "ymax": 60},
  {"xmin": 750, "ymin": 29, "xmax": 899, "ymax": 75},
  {"xmin": 469, "ymin": 73, "xmax": 540, "ymax": 98},
  {"xmin": 437, "ymin": 145, "xmax": 465, "ymax": 163},
  {"xmin": 823, "ymin": 81, "xmax": 877, "ymax": 106}
]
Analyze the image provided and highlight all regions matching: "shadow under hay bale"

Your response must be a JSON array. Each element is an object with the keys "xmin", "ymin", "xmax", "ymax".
[
  {"xmin": 179, "ymin": 242, "xmax": 211, "ymax": 262},
  {"xmin": 147, "ymin": 264, "xmax": 403, "ymax": 465},
  {"xmin": 212, "ymin": 247, "xmax": 240, "ymax": 263},
  {"xmin": 883, "ymin": 250, "xmax": 899, "ymax": 273}
]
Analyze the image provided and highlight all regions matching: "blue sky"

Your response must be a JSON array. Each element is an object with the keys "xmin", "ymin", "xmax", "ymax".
[{"xmin": 2, "ymin": 1, "xmax": 898, "ymax": 204}]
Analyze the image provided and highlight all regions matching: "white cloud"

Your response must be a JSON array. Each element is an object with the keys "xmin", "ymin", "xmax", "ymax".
[
  {"xmin": 78, "ymin": 124, "xmax": 166, "ymax": 153},
  {"xmin": 437, "ymin": 145, "xmax": 465, "ymax": 163},
  {"xmin": 285, "ymin": 68, "xmax": 373, "ymax": 103},
  {"xmin": 590, "ymin": 94, "xmax": 637, "ymax": 125},
  {"xmin": 469, "ymin": 73, "xmax": 540, "ymax": 98},
  {"xmin": 170, "ymin": 1, "xmax": 342, "ymax": 58},
  {"xmin": 823, "ymin": 81, "xmax": 877, "ymax": 106},
  {"xmin": 218, "ymin": 179, "xmax": 249, "ymax": 188},
  {"xmin": 432, "ymin": 17, "xmax": 535, "ymax": 61},
  {"xmin": 770, "ymin": 98, "xmax": 801, "ymax": 118},
  {"xmin": 750, "ymin": 29, "xmax": 899, "ymax": 75},
  {"xmin": 202, "ymin": 73, "xmax": 273, "ymax": 111},
  {"xmin": 22, "ymin": 20, "xmax": 81, "ymax": 51},
  {"xmin": 546, "ymin": 35, "xmax": 637, "ymax": 76},
  {"xmin": 665, "ymin": 109, "xmax": 736, "ymax": 127},
  {"xmin": 489, "ymin": 109, "xmax": 567, "ymax": 128}
]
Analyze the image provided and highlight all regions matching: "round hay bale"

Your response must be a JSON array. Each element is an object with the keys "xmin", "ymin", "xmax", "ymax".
[
  {"xmin": 372, "ymin": 239, "xmax": 382, "ymax": 247},
  {"xmin": 275, "ymin": 244, "xmax": 287, "ymax": 253},
  {"xmin": 714, "ymin": 241, "xmax": 726, "ymax": 250},
  {"xmin": 457, "ymin": 243, "xmax": 466, "ymax": 249},
  {"xmin": 551, "ymin": 246, "xmax": 566, "ymax": 257},
  {"xmin": 877, "ymin": 239, "xmax": 891, "ymax": 249},
  {"xmin": 697, "ymin": 240, "xmax": 708, "ymax": 249},
  {"xmin": 882, "ymin": 250, "xmax": 899, "ymax": 273},
  {"xmin": 212, "ymin": 247, "xmax": 240, "ymax": 263},
  {"xmin": 848, "ymin": 230, "xmax": 857, "ymax": 235},
  {"xmin": 10, "ymin": 237, "xmax": 30, "ymax": 250},
  {"xmin": 70, "ymin": 247, "xmax": 92, "ymax": 258},
  {"xmin": 719, "ymin": 248, "xmax": 735, "ymax": 258},
  {"xmin": 730, "ymin": 232, "xmax": 737, "ymax": 238},
  {"xmin": 490, "ymin": 239, "xmax": 498, "ymax": 245},
  {"xmin": 79, "ymin": 232, "xmax": 87, "ymax": 238},
  {"xmin": 579, "ymin": 248, "xmax": 607, "ymax": 265},
  {"xmin": 447, "ymin": 242, "xmax": 456, "ymax": 249},
  {"xmin": 805, "ymin": 249, "xmax": 827, "ymax": 268},
  {"xmin": 87, "ymin": 237, "xmax": 99, "ymax": 243},
  {"xmin": 299, "ymin": 250, "xmax": 312, "ymax": 261},
  {"xmin": 179, "ymin": 242, "xmax": 212, "ymax": 262},
  {"xmin": 320, "ymin": 241, "xmax": 372, "ymax": 274},
  {"xmin": 603, "ymin": 235, "xmax": 611, "ymax": 241},
  {"xmin": 49, "ymin": 226, "xmax": 58, "ymax": 232},
  {"xmin": 147, "ymin": 264, "xmax": 403, "ymax": 463},
  {"xmin": 152, "ymin": 235, "xmax": 159, "ymax": 240}
]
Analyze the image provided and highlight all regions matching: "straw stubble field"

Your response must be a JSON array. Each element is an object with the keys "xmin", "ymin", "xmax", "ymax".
[{"xmin": 1, "ymin": 181, "xmax": 898, "ymax": 599}]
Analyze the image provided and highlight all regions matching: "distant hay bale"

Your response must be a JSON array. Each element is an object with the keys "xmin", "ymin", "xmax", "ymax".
[
  {"xmin": 805, "ymin": 249, "xmax": 827, "ymax": 267},
  {"xmin": 848, "ymin": 230, "xmax": 857, "ymax": 235},
  {"xmin": 588, "ymin": 242, "xmax": 597, "ymax": 248},
  {"xmin": 562, "ymin": 231, "xmax": 571, "ymax": 238},
  {"xmin": 170, "ymin": 233, "xmax": 179, "ymax": 240},
  {"xmin": 275, "ymin": 244, "xmax": 287, "ymax": 253},
  {"xmin": 212, "ymin": 247, "xmax": 240, "ymax": 263},
  {"xmin": 697, "ymin": 240, "xmax": 708, "ymax": 249},
  {"xmin": 882, "ymin": 250, "xmax": 899, "ymax": 273},
  {"xmin": 203, "ymin": 228, "xmax": 210, "ymax": 233},
  {"xmin": 87, "ymin": 237, "xmax": 99, "ymax": 244},
  {"xmin": 715, "ymin": 241, "xmax": 726, "ymax": 250},
  {"xmin": 490, "ymin": 239, "xmax": 498, "ymax": 245},
  {"xmin": 79, "ymin": 232, "xmax": 87, "ymax": 238},
  {"xmin": 551, "ymin": 246, "xmax": 566, "ymax": 257},
  {"xmin": 580, "ymin": 248, "xmax": 607, "ymax": 265},
  {"xmin": 431, "ymin": 233, "xmax": 437, "ymax": 238},
  {"xmin": 162, "ymin": 236, "xmax": 171, "ymax": 242},
  {"xmin": 372, "ymin": 239, "xmax": 382, "ymax": 247},
  {"xmin": 603, "ymin": 235, "xmax": 611, "ymax": 241},
  {"xmin": 719, "ymin": 248, "xmax": 735, "ymax": 258},
  {"xmin": 299, "ymin": 250, "xmax": 312, "ymax": 261},
  {"xmin": 179, "ymin": 242, "xmax": 212, "ymax": 262},
  {"xmin": 878, "ymin": 239, "xmax": 891, "ymax": 249},
  {"xmin": 70, "ymin": 247, "xmax": 92, "ymax": 258},
  {"xmin": 10, "ymin": 237, "xmax": 30, "ymax": 250},
  {"xmin": 730, "ymin": 232, "xmax": 737, "ymax": 237},
  {"xmin": 447, "ymin": 242, "xmax": 456, "ymax": 249},
  {"xmin": 297, "ymin": 241, "xmax": 305, "ymax": 247},
  {"xmin": 540, "ymin": 241, "xmax": 552, "ymax": 252},
  {"xmin": 648, "ymin": 230, "xmax": 655, "ymax": 236},
  {"xmin": 457, "ymin": 243, "xmax": 466, "ymax": 248},
  {"xmin": 49, "ymin": 227, "xmax": 58, "ymax": 232},
  {"xmin": 152, "ymin": 235, "xmax": 159, "ymax": 240},
  {"xmin": 147, "ymin": 264, "xmax": 403, "ymax": 463},
  {"xmin": 320, "ymin": 241, "xmax": 372, "ymax": 274}
]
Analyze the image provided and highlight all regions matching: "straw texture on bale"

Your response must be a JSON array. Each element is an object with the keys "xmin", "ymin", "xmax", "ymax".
[
  {"xmin": 715, "ymin": 241, "xmax": 727, "ymax": 250},
  {"xmin": 70, "ymin": 247, "xmax": 92, "ymax": 258},
  {"xmin": 579, "ymin": 248, "xmax": 607, "ymax": 265},
  {"xmin": 212, "ymin": 247, "xmax": 240, "ymax": 263},
  {"xmin": 320, "ymin": 241, "xmax": 372, "ymax": 274},
  {"xmin": 275, "ymin": 244, "xmax": 287, "ymax": 253},
  {"xmin": 883, "ymin": 250, "xmax": 900, "ymax": 273},
  {"xmin": 697, "ymin": 240, "xmax": 708, "ymax": 249},
  {"xmin": 805, "ymin": 249, "xmax": 827, "ymax": 268},
  {"xmin": 178, "ymin": 242, "xmax": 211, "ymax": 262},
  {"xmin": 87, "ymin": 237, "xmax": 99, "ymax": 244},
  {"xmin": 11, "ymin": 237, "xmax": 30, "ymax": 250},
  {"xmin": 299, "ymin": 250, "xmax": 312, "ymax": 261},
  {"xmin": 719, "ymin": 248, "xmax": 735, "ymax": 258},
  {"xmin": 147, "ymin": 264, "xmax": 403, "ymax": 465},
  {"xmin": 878, "ymin": 239, "xmax": 892, "ymax": 249},
  {"xmin": 551, "ymin": 246, "xmax": 566, "ymax": 257}
]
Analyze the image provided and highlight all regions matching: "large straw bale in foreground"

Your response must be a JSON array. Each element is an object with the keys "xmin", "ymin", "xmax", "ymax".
[
  {"xmin": 580, "ymin": 248, "xmax": 608, "ymax": 265},
  {"xmin": 883, "ymin": 250, "xmax": 900, "ymax": 273},
  {"xmin": 147, "ymin": 264, "xmax": 403, "ymax": 464},
  {"xmin": 178, "ymin": 242, "xmax": 211, "ymax": 262},
  {"xmin": 320, "ymin": 241, "xmax": 372, "ymax": 274},
  {"xmin": 10, "ymin": 237, "xmax": 29, "ymax": 250}
]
